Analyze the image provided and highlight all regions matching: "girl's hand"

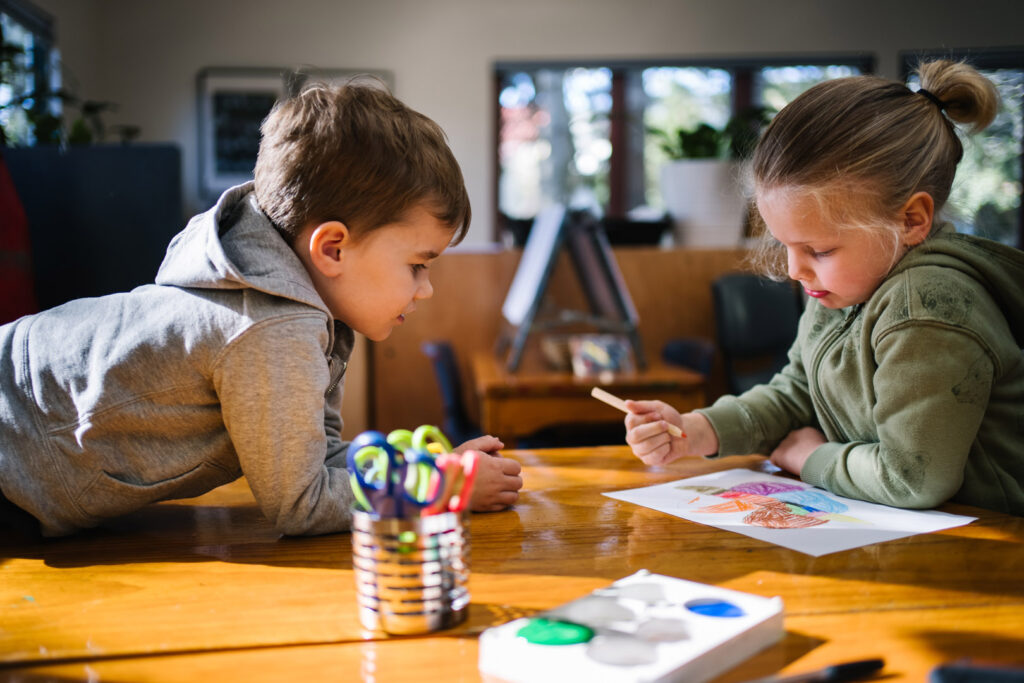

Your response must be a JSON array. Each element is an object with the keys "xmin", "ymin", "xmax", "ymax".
[
  {"xmin": 623, "ymin": 400, "xmax": 718, "ymax": 466},
  {"xmin": 467, "ymin": 449, "xmax": 523, "ymax": 512},
  {"xmin": 769, "ymin": 427, "xmax": 826, "ymax": 475}
]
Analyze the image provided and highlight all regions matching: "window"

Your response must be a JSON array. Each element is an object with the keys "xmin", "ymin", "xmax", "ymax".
[
  {"xmin": 903, "ymin": 50, "xmax": 1024, "ymax": 248},
  {"xmin": 494, "ymin": 56, "xmax": 872, "ymax": 243},
  {"xmin": 0, "ymin": 0, "xmax": 57, "ymax": 146}
]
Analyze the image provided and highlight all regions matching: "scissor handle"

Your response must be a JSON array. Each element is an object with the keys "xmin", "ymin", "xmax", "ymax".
[
  {"xmin": 394, "ymin": 450, "xmax": 444, "ymax": 512},
  {"xmin": 349, "ymin": 430, "xmax": 392, "ymax": 457},
  {"xmin": 386, "ymin": 428, "xmax": 414, "ymax": 453},
  {"xmin": 449, "ymin": 451, "xmax": 480, "ymax": 512},
  {"xmin": 346, "ymin": 429, "xmax": 450, "ymax": 517},
  {"xmin": 347, "ymin": 430, "xmax": 397, "ymax": 493},
  {"xmin": 412, "ymin": 424, "xmax": 453, "ymax": 454},
  {"xmin": 423, "ymin": 450, "xmax": 480, "ymax": 514}
]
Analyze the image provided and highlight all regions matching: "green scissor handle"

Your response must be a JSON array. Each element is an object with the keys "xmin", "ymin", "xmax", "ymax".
[
  {"xmin": 352, "ymin": 445, "xmax": 392, "ymax": 486},
  {"xmin": 349, "ymin": 472, "xmax": 373, "ymax": 512},
  {"xmin": 386, "ymin": 429, "xmax": 414, "ymax": 453},
  {"xmin": 412, "ymin": 424, "xmax": 453, "ymax": 454}
]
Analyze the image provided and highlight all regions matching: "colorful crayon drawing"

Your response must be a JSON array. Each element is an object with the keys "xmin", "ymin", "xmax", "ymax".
[
  {"xmin": 676, "ymin": 480, "xmax": 866, "ymax": 529},
  {"xmin": 604, "ymin": 469, "xmax": 977, "ymax": 556}
]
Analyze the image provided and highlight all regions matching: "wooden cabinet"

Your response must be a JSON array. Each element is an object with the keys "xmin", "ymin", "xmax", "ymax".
[{"xmin": 369, "ymin": 246, "xmax": 749, "ymax": 435}]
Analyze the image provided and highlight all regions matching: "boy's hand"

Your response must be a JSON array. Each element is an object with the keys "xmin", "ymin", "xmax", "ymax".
[
  {"xmin": 454, "ymin": 435, "xmax": 503, "ymax": 455},
  {"xmin": 624, "ymin": 400, "xmax": 718, "ymax": 467},
  {"xmin": 467, "ymin": 450, "xmax": 523, "ymax": 512},
  {"xmin": 769, "ymin": 427, "xmax": 825, "ymax": 475}
]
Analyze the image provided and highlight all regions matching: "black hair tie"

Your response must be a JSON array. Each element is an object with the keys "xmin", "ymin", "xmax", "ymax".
[{"xmin": 917, "ymin": 88, "xmax": 947, "ymax": 112}]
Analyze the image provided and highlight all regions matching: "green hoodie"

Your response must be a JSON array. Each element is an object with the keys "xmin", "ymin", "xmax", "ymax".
[{"xmin": 700, "ymin": 224, "xmax": 1024, "ymax": 515}]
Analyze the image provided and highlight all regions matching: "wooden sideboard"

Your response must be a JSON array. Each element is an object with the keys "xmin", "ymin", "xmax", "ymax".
[
  {"xmin": 367, "ymin": 246, "xmax": 749, "ymax": 436},
  {"xmin": 472, "ymin": 351, "xmax": 705, "ymax": 444}
]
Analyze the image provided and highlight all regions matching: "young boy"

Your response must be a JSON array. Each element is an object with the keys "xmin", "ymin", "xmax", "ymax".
[{"xmin": 0, "ymin": 81, "xmax": 523, "ymax": 538}]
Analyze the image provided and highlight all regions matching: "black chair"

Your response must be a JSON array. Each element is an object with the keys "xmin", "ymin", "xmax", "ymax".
[
  {"xmin": 711, "ymin": 273, "xmax": 803, "ymax": 395},
  {"xmin": 661, "ymin": 336, "xmax": 715, "ymax": 377},
  {"xmin": 420, "ymin": 340, "xmax": 482, "ymax": 447}
]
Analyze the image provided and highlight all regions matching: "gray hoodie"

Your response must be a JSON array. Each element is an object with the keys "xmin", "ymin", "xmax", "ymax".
[{"xmin": 0, "ymin": 183, "xmax": 355, "ymax": 536}]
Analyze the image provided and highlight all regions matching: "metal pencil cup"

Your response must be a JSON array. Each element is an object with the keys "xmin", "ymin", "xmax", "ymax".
[{"xmin": 351, "ymin": 510, "xmax": 470, "ymax": 635}]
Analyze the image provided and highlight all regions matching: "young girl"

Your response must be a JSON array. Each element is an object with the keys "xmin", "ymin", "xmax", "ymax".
[{"xmin": 625, "ymin": 60, "xmax": 1024, "ymax": 515}]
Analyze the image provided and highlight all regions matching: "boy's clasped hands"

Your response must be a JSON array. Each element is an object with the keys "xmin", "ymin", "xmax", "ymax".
[{"xmin": 455, "ymin": 435, "xmax": 524, "ymax": 512}]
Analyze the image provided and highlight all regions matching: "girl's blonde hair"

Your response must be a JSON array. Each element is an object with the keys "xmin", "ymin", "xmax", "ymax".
[{"xmin": 748, "ymin": 60, "xmax": 999, "ymax": 279}]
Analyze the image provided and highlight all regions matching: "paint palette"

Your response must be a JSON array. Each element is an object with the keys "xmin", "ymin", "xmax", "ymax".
[{"xmin": 478, "ymin": 570, "xmax": 784, "ymax": 683}]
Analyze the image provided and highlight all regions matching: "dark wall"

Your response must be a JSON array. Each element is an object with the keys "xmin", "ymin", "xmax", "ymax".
[{"xmin": 4, "ymin": 144, "xmax": 184, "ymax": 311}]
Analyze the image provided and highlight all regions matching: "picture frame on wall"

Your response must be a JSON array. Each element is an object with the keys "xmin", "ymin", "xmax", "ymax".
[{"xmin": 196, "ymin": 66, "xmax": 394, "ymax": 204}]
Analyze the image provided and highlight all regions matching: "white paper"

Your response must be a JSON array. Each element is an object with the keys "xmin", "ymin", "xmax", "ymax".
[{"xmin": 604, "ymin": 468, "xmax": 977, "ymax": 556}]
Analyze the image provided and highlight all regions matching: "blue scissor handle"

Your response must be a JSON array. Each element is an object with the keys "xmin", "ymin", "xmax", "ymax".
[
  {"xmin": 347, "ymin": 431, "xmax": 397, "ymax": 494},
  {"xmin": 347, "ymin": 430, "xmax": 445, "ymax": 517},
  {"xmin": 394, "ymin": 449, "xmax": 445, "ymax": 514}
]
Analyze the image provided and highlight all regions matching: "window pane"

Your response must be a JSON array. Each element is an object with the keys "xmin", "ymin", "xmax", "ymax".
[
  {"xmin": 497, "ymin": 67, "xmax": 611, "ymax": 221},
  {"xmin": 954, "ymin": 69, "xmax": 1020, "ymax": 246},
  {"xmin": 1, "ymin": 10, "xmax": 59, "ymax": 147},
  {"xmin": 642, "ymin": 64, "xmax": 861, "ymax": 210},
  {"xmin": 1, "ymin": 13, "xmax": 36, "ymax": 145},
  {"xmin": 906, "ymin": 69, "xmax": 1022, "ymax": 245},
  {"xmin": 641, "ymin": 67, "xmax": 732, "ymax": 208},
  {"xmin": 756, "ymin": 64, "xmax": 862, "ymax": 112},
  {"xmin": 496, "ymin": 59, "xmax": 871, "ymax": 240}
]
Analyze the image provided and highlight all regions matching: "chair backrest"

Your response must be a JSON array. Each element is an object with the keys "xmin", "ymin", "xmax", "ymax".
[
  {"xmin": 661, "ymin": 337, "xmax": 715, "ymax": 377},
  {"xmin": 420, "ymin": 341, "xmax": 480, "ymax": 446},
  {"xmin": 711, "ymin": 272, "xmax": 803, "ymax": 393}
]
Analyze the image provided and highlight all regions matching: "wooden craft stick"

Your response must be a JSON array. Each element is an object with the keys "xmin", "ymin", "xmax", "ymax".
[{"xmin": 590, "ymin": 387, "xmax": 685, "ymax": 437}]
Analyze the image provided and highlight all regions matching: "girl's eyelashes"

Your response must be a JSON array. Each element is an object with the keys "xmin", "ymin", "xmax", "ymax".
[
  {"xmin": 810, "ymin": 247, "xmax": 836, "ymax": 258},
  {"xmin": 411, "ymin": 263, "xmax": 429, "ymax": 274}
]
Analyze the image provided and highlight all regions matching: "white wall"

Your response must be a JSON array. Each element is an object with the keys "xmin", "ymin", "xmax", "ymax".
[{"xmin": 34, "ymin": 0, "xmax": 1024, "ymax": 246}]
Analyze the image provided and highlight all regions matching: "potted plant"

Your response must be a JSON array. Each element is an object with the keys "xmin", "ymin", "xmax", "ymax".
[{"xmin": 651, "ymin": 107, "xmax": 769, "ymax": 247}]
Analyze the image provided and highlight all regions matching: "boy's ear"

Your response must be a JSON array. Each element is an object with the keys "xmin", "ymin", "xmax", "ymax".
[
  {"xmin": 901, "ymin": 191, "xmax": 934, "ymax": 247},
  {"xmin": 306, "ymin": 221, "xmax": 351, "ymax": 276}
]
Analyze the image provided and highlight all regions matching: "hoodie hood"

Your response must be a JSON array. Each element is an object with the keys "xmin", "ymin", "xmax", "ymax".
[
  {"xmin": 893, "ymin": 223, "xmax": 1024, "ymax": 347},
  {"xmin": 155, "ymin": 182, "xmax": 327, "ymax": 314}
]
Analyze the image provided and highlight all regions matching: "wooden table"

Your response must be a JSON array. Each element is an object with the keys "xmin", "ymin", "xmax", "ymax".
[
  {"xmin": 472, "ymin": 351, "xmax": 706, "ymax": 444},
  {"xmin": 2, "ymin": 447, "xmax": 1023, "ymax": 682}
]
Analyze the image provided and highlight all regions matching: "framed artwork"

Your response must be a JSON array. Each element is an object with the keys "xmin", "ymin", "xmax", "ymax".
[{"xmin": 196, "ymin": 66, "xmax": 394, "ymax": 203}]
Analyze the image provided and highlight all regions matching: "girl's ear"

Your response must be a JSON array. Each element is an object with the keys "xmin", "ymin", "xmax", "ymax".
[
  {"xmin": 307, "ymin": 221, "xmax": 350, "ymax": 276},
  {"xmin": 902, "ymin": 191, "xmax": 934, "ymax": 247}
]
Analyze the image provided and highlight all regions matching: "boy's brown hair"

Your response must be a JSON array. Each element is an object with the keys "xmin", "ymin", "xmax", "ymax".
[{"xmin": 254, "ymin": 79, "xmax": 471, "ymax": 244}]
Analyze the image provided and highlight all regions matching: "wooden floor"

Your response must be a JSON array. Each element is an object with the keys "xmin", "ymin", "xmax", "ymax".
[{"xmin": 2, "ymin": 446, "xmax": 1023, "ymax": 682}]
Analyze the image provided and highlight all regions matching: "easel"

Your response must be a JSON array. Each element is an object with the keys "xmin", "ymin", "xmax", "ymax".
[{"xmin": 497, "ymin": 205, "xmax": 646, "ymax": 372}]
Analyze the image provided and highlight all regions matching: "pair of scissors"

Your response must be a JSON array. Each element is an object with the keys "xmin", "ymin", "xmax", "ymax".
[
  {"xmin": 347, "ymin": 429, "xmax": 445, "ymax": 518},
  {"xmin": 423, "ymin": 450, "xmax": 480, "ymax": 514},
  {"xmin": 385, "ymin": 425, "xmax": 453, "ymax": 457}
]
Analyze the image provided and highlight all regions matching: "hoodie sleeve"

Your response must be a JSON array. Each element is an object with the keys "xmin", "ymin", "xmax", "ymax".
[
  {"xmin": 801, "ymin": 320, "xmax": 991, "ymax": 508},
  {"xmin": 213, "ymin": 314, "xmax": 354, "ymax": 535},
  {"xmin": 697, "ymin": 309, "xmax": 818, "ymax": 457}
]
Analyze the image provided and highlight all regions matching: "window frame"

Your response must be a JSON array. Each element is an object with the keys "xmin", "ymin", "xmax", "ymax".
[
  {"xmin": 493, "ymin": 54, "xmax": 875, "ymax": 242},
  {"xmin": 0, "ymin": 0, "xmax": 56, "ymax": 145},
  {"xmin": 900, "ymin": 48, "xmax": 1024, "ymax": 249}
]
